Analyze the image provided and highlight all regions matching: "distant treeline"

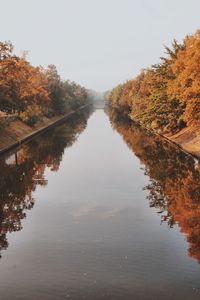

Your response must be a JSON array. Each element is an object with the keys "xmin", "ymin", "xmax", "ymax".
[
  {"xmin": 0, "ymin": 41, "xmax": 91, "ymax": 127},
  {"xmin": 107, "ymin": 29, "xmax": 200, "ymax": 134}
]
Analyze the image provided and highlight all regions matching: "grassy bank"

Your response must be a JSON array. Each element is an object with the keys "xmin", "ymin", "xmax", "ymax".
[
  {"xmin": 128, "ymin": 109, "xmax": 200, "ymax": 158},
  {"xmin": 0, "ymin": 105, "xmax": 91, "ymax": 155}
]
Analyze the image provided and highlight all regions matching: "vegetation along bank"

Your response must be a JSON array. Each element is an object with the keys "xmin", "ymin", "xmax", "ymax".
[
  {"xmin": 0, "ymin": 41, "xmax": 92, "ymax": 152},
  {"xmin": 107, "ymin": 29, "xmax": 200, "ymax": 157}
]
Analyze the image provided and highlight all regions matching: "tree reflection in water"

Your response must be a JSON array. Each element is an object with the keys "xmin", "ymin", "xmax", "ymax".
[
  {"xmin": 0, "ymin": 107, "xmax": 92, "ymax": 257},
  {"xmin": 108, "ymin": 107, "xmax": 200, "ymax": 264}
]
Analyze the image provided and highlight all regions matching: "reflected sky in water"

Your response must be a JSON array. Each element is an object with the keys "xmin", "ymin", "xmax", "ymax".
[{"xmin": 0, "ymin": 108, "xmax": 200, "ymax": 300}]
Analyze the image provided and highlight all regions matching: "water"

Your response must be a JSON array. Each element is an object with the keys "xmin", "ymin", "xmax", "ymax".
[{"xmin": 0, "ymin": 108, "xmax": 200, "ymax": 299}]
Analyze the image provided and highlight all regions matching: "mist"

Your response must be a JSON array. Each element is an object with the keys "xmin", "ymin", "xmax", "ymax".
[{"xmin": 1, "ymin": 0, "xmax": 200, "ymax": 91}]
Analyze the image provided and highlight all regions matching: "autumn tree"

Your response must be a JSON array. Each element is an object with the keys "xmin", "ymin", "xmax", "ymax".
[
  {"xmin": 0, "ymin": 41, "xmax": 91, "ymax": 128},
  {"xmin": 108, "ymin": 31, "xmax": 200, "ymax": 133},
  {"xmin": 0, "ymin": 41, "xmax": 13, "ymax": 61},
  {"xmin": 0, "ymin": 43, "xmax": 49, "ymax": 117},
  {"xmin": 167, "ymin": 30, "xmax": 200, "ymax": 125},
  {"xmin": 44, "ymin": 65, "xmax": 66, "ymax": 115}
]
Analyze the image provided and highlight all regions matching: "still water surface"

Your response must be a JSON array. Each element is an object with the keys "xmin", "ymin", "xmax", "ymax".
[{"xmin": 0, "ymin": 108, "xmax": 200, "ymax": 299}]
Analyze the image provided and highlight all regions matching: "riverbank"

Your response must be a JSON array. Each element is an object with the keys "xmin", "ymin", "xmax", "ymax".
[
  {"xmin": 166, "ymin": 125, "xmax": 200, "ymax": 158},
  {"xmin": 107, "ymin": 106, "xmax": 200, "ymax": 159},
  {"xmin": 128, "ymin": 114, "xmax": 200, "ymax": 159},
  {"xmin": 0, "ymin": 105, "xmax": 89, "ymax": 155}
]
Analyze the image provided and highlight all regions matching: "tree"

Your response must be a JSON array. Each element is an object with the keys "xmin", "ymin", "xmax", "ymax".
[
  {"xmin": 44, "ymin": 65, "xmax": 66, "ymax": 115},
  {"xmin": 167, "ymin": 30, "xmax": 200, "ymax": 125},
  {"xmin": 0, "ymin": 56, "xmax": 49, "ymax": 114}
]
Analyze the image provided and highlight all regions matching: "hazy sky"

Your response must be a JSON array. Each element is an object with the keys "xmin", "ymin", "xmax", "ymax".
[{"xmin": 1, "ymin": 0, "xmax": 200, "ymax": 91}]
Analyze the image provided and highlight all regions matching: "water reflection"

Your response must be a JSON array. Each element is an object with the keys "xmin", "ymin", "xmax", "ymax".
[
  {"xmin": 108, "ymin": 107, "xmax": 200, "ymax": 263},
  {"xmin": 0, "ymin": 107, "xmax": 92, "ymax": 257}
]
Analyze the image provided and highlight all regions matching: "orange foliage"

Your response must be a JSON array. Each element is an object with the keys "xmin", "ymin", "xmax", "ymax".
[
  {"xmin": 108, "ymin": 29, "xmax": 200, "ymax": 133},
  {"xmin": 167, "ymin": 30, "xmax": 200, "ymax": 124},
  {"xmin": 0, "ymin": 42, "xmax": 90, "ymax": 126}
]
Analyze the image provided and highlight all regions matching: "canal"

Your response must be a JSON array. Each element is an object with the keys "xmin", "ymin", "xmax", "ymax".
[{"xmin": 0, "ymin": 107, "xmax": 200, "ymax": 299}]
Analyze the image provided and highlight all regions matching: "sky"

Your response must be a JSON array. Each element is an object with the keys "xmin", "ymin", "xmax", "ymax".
[{"xmin": 1, "ymin": 0, "xmax": 200, "ymax": 91}]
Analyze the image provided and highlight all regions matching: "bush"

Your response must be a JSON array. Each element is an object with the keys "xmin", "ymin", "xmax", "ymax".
[
  {"xmin": 26, "ymin": 115, "xmax": 39, "ymax": 126},
  {"xmin": 19, "ymin": 105, "xmax": 41, "ymax": 126},
  {"xmin": 177, "ymin": 117, "xmax": 186, "ymax": 129}
]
